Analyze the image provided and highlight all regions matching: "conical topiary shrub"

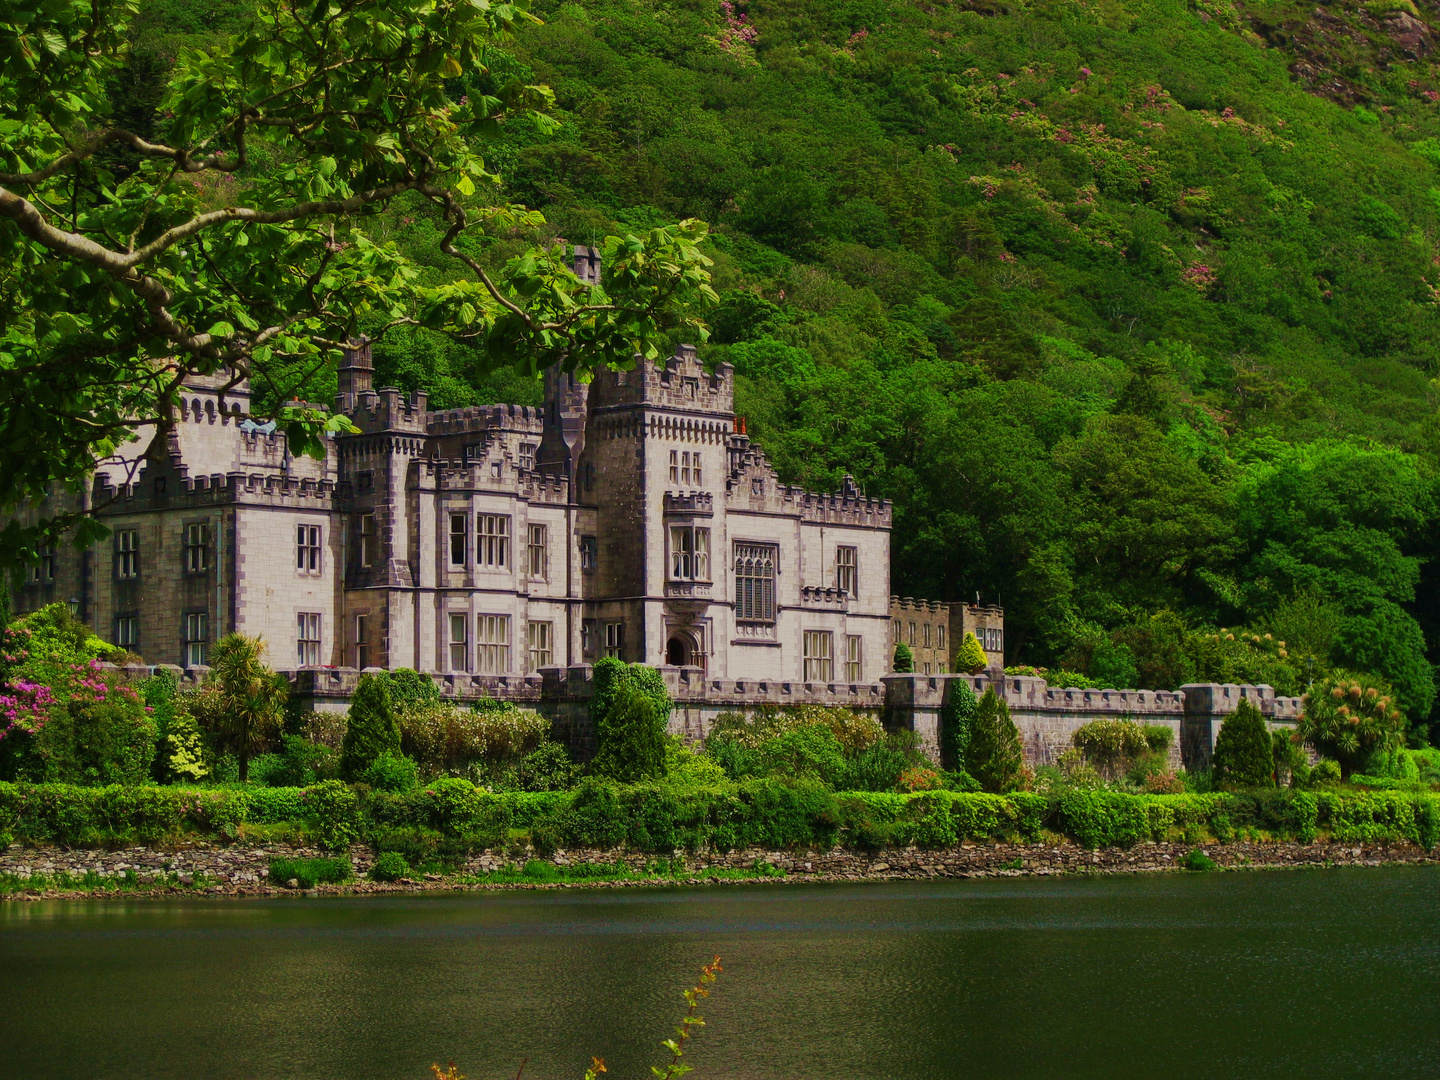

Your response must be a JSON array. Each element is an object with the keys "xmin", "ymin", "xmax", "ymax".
[
  {"xmin": 341, "ymin": 672, "xmax": 402, "ymax": 780},
  {"xmin": 1211, "ymin": 698, "xmax": 1275, "ymax": 788},
  {"xmin": 955, "ymin": 631, "xmax": 988, "ymax": 674},
  {"xmin": 892, "ymin": 643, "xmax": 914, "ymax": 673},
  {"xmin": 964, "ymin": 688, "xmax": 1023, "ymax": 793}
]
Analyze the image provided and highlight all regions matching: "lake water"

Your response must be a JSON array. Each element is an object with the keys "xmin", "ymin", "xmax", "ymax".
[{"xmin": 2, "ymin": 867, "xmax": 1438, "ymax": 1079}]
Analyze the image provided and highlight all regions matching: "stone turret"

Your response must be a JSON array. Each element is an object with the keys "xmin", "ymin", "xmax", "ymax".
[
  {"xmin": 335, "ymin": 337, "xmax": 374, "ymax": 414},
  {"xmin": 537, "ymin": 365, "xmax": 589, "ymax": 478}
]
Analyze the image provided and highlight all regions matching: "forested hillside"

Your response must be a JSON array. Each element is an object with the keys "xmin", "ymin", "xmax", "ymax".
[{"xmin": 109, "ymin": 0, "xmax": 1440, "ymax": 732}]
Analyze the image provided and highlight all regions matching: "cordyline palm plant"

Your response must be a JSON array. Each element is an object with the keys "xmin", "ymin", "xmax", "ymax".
[
  {"xmin": 208, "ymin": 633, "xmax": 288, "ymax": 782},
  {"xmin": 1295, "ymin": 671, "xmax": 1405, "ymax": 779}
]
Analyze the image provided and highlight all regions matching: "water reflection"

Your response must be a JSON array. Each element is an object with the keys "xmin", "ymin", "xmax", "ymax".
[{"xmin": 2, "ymin": 867, "xmax": 1438, "ymax": 1079}]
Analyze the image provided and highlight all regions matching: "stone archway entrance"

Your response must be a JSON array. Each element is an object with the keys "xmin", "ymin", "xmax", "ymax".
[{"xmin": 666, "ymin": 631, "xmax": 704, "ymax": 670}]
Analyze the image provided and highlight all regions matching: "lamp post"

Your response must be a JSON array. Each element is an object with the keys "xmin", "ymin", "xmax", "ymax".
[{"xmin": 67, "ymin": 595, "xmax": 81, "ymax": 618}]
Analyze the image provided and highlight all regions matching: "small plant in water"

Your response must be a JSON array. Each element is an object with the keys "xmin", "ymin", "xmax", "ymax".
[{"xmin": 432, "ymin": 957, "xmax": 723, "ymax": 1079}]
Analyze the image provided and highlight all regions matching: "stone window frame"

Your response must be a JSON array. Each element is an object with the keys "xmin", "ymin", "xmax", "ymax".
[
  {"xmin": 519, "ymin": 442, "xmax": 537, "ymax": 471},
  {"xmin": 296, "ymin": 523, "xmax": 322, "ymax": 574},
  {"xmin": 579, "ymin": 535, "xmax": 597, "ymax": 573},
  {"xmin": 182, "ymin": 610, "xmax": 208, "ymax": 668},
  {"xmin": 448, "ymin": 513, "xmax": 468, "ymax": 567},
  {"xmin": 803, "ymin": 629, "xmax": 835, "ymax": 683},
  {"xmin": 668, "ymin": 524, "xmax": 711, "ymax": 582},
  {"xmin": 845, "ymin": 634, "xmax": 862, "ymax": 683},
  {"xmin": 183, "ymin": 522, "xmax": 209, "ymax": 575},
  {"xmin": 527, "ymin": 619, "xmax": 554, "ymax": 671},
  {"xmin": 297, "ymin": 612, "xmax": 322, "ymax": 667},
  {"xmin": 114, "ymin": 528, "xmax": 140, "ymax": 581},
  {"xmin": 447, "ymin": 612, "xmax": 469, "ymax": 672},
  {"xmin": 27, "ymin": 545, "xmax": 55, "ymax": 584},
  {"xmin": 357, "ymin": 513, "xmax": 376, "ymax": 568},
  {"xmin": 354, "ymin": 613, "xmax": 370, "ymax": 669},
  {"xmin": 477, "ymin": 514, "xmax": 510, "ymax": 569},
  {"xmin": 580, "ymin": 618, "xmax": 596, "ymax": 658},
  {"xmin": 476, "ymin": 614, "xmax": 510, "ymax": 674},
  {"xmin": 115, "ymin": 613, "xmax": 139, "ymax": 650},
  {"xmin": 835, "ymin": 545, "xmax": 857, "ymax": 596},
  {"xmin": 733, "ymin": 541, "xmax": 777, "ymax": 623},
  {"xmin": 603, "ymin": 620, "xmax": 624, "ymax": 659},
  {"xmin": 527, "ymin": 522, "xmax": 548, "ymax": 580}
]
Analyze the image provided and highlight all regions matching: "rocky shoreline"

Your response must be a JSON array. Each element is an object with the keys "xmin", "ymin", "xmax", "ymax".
[{"xmin": 2, "ymin": 838, "xmax": 1435, "ymax": 900}]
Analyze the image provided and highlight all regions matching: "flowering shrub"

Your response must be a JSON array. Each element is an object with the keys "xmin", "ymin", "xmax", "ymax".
[
  {"xmin": 1182, "ymin": 263, "xmax": 1217, "ymax": 290},
  {"xmin": 716, "ymin": 0, "xmax": 757, "ymax": 60},
  {"xmin": 0, "ymin": 679, "xmax": 56, "ymax": 742},
  {"xmin": 399, "ymin": 700, "xmax": 548, "ymax": 779},
  {"xmin": 897, "ymin": 766, "xmax": 942, "ymax": 792},
  {"xmin": 8, "ymin": 661, "xmax": 157, "ymax": 786}
]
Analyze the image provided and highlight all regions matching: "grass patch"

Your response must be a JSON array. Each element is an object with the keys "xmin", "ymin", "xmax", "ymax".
[
  {"xmin": 268, "ymin": 856, "xmax": 352, "ymax": 888},
  {"xmin": 452, "ymin": 858, "xmax": 787, "ymax": 886},
  {"xmin": 0, "ymin": 870, "xmax": 212, "ymax": 894},
  {"xmin": 1181, "ymin": 848, "xmax": 1219, "ymax": 872}
]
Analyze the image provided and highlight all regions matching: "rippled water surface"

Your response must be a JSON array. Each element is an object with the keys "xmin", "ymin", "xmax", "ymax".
[{"xmin": 3, "ymin": 867, "xmax": 1438, "ymax": 1079}]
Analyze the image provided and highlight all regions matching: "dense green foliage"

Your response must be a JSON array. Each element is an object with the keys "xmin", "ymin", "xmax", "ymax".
[
  {"xmin": 206, "ymin": 634, "xmax": 288, "ymax": 783},
  {"xmin": 13, "ymin": 0, "xmax": 1440, "ymax": 737},
  {"xmin": 965, "ymin": 688, "xmax": 1024, "ymax": 792},
  {"xmin": 268, "ymin": 856, "xmax": 352, "ymax": 888},
  {"xmin": 396, "ymin": 697, "xmax": 550, "ymax": 781},
  {"xmin": 1297, "ymin": 670, "xmax": 1408, "ymax": 776},
  {"xmin": 703, "ymin": 705, "xmax": 960, "ymax": 792},
  {"xmin": 589, "ymin": 658, "xmax": 673, "ymax": 780},
  {"xmin": 938, "ymin": 681, "xmax": 978, "ymax": 771},
  {"xmin": 1212, "ymin": 699, "xmax": 1277, "ymax": 788},
  {"xmin": 0, "ymin": 0, "xmax": 717, "ymax": 568},
  {"xmin": 3, "ymin": 778, "xmax": 1436, "ymax": 853},
  {"xmin": 340, "ymin": 674, "xmax": 401, "ymax": 780}
]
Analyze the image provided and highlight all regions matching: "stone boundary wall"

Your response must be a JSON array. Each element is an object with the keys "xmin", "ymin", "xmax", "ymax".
[
  {"xmin": 96, "ymin": 662, "xmax": 1304, "ymax": 772},
  {"xmin": 884, "ymin": 673, "xmax": 1304, "ymax": 771},
  {"xmin": 2, "ymin": 839, "xmax": 1431, "ymax": 898}
]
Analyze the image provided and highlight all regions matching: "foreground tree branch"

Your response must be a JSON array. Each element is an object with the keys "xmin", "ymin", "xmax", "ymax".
[{"xmin": 0, "ymin": 0, "xmax": 716, "ymax": 572}]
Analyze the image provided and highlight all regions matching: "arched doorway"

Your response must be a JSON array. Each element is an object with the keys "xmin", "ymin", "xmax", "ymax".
[{"xmin": 666, "ymin": 635, "xmax": 692, "ymax": 666}]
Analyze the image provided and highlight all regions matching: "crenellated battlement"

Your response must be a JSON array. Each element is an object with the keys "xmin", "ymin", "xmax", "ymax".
[
  {"xmin": 412, "ymin": 456, "xmax": 571, "ymax": 503},
  {"xmin": 92, "ymin": 466, "xmax": 341, "ymax": 512},
  {"xmin": 427, "ymin": 403, "xmax": 545, "ymax": 436},
  {"xmin": 663, "ymin": 491, "xmax": 714, "ymax": 515},
  {"xmin": 892, "ymin": 596, "xmax": 947, "ymax": 617}
]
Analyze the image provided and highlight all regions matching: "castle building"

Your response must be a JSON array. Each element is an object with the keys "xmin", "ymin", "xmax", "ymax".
[
  {"xmin": 888, "ymin": 597, "xmax": 1006, "ymax": 675},
  {"xmin": 11, "ymin": 343, "xmax": 897, "ymax": 685}
]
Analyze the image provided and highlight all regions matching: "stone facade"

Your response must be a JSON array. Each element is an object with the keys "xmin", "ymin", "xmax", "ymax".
[
  {"xmin": 10, "ymin": 344, "xmax": 893, "ymax": 688},
  {"xmin": 885, "ymin": 598, "xmax": 1007, "ymax": 676}
]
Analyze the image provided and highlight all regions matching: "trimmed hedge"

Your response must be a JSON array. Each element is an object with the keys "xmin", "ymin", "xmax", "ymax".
[{"xmin": 0, "ymin": 780, "xmax": 1436, "ymax": 853}]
